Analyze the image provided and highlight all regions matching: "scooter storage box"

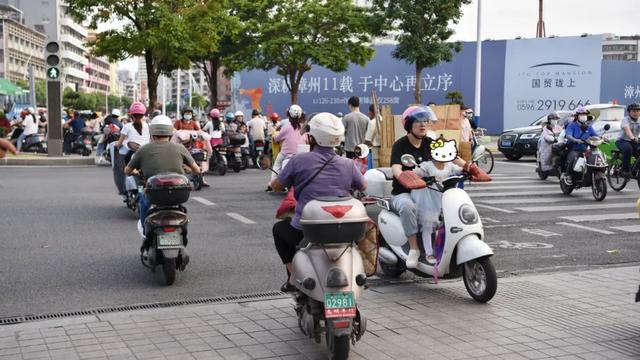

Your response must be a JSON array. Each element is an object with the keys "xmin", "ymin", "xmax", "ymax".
[
  {"xmin": 145, "ymin": 173, "xmax": 191, "ymax": 205},
  {"xmin": 229, "ymin": 134, "xmax": 246, "ymax": 146},
  {"xmin": 300, "ymin": 197, "xmax": 369, "ymax": 244},
  {"xmin": 363, "ymin": 168, "xmax": 393, "ymax": 198}
]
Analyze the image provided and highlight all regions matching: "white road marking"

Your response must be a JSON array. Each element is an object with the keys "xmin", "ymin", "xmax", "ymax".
[
  {"xmin": 482, "ymin": 217, "xmax": 501, "ymax": 223},
  {"xmin": 487, "ymin": 240, "xmax": 554, "ymax": 249},
  {"xmin": 475, "ymin": 204, "xmax": 516, "ymax": 214},
  {"xmin": 226, "ymin": 212, "xmax": 256, "ymax": 224},
  {"xmin": 515, "ymin": 202, "xmax": 636, "ymax": 213},
  {"xmin": 473, "ymin": 179, "xmax": 558, "ymax": 185},
  {"xmin": 192, "ymin": 197, "xmax": 216, "ymax": 206},
  {"xmin": 481, "ymin": 194, "xmax": 633, "ymax": 204},
  {"xmin": 522, "ymin": 228, "xmax": 562, "ymax": 237},
  {"xmin": 495, "ymin": 160, "xmax": 538, "ymax": 168},
  {"xmin": 556, "ymin": 222, "xmax": 616, "ymax": 235},
  {"xmin": 466, "ymin": 184, "xmax": 557, "ymax": 191},
  {"xmin": 470, "ymin": 190, "xmax": 559, "ymax": 197},
  {"xmin": 560, "ymin": 213, "xmax": 639, "ymax": 222},
  {"xmin": 609, "ymin": 225, "xmax": 640, "ymax": 233}
]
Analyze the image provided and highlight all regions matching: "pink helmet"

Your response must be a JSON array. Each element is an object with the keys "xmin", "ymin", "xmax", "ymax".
[
  {"xmin": 129, "ymin": 102, "xmax": 147, "ymax": 115},
  {"xmin": 209, "ymin": 108, "xmax": 221, "ymax": 118}
]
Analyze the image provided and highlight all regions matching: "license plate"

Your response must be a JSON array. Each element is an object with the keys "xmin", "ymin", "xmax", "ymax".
[
  {"xmin": 324, "ymin": 292, "xmax": 356, "ymax": 319},
  {"xmin": 501, "ymin": 140, "xmax": 512, "ymax": 147},
  {"xmin": 158, "ymin": 232, "xmax": 182, "ymax": 247}
]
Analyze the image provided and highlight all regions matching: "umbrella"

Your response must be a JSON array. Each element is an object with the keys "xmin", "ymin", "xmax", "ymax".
[{"xmin": 0, "ymin": 79, "xmax": 24, "ymax": 96}]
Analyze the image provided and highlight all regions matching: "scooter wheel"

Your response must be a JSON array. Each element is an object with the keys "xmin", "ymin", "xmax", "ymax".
[
  {"xmin": 536, "ymin": 162, "xmax": 548, "ymax": 180},
  {"xmin": 326, "ymin": 323, "xmax": 350, "ymax": 360},
  {"xmin": 216, "ymin": 165, "xmax": 226, "ymax": 176},
  {"xmin": 162, "ymin": 258, "xmax": 177, "ymax": 285},
  {"xmin": 380, "ymin": 262, "xmax": 404, "ymax": 278},
  {"xmin": 463, "ymin": 256, "xmax": 497, "ymax": 303},
  {"xmin": 592, "ymin": 177, "xmax": 607, "ymax": 201},
  {"xmin": 233, "ymin": 163, "xmax": 241, "ymax": 173}
]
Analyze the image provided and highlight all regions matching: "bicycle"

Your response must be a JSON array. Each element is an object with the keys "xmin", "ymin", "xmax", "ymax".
[
  {"xmin": 606, "ymin": 146, "xmax": 640, "ymax": 191},
  {"xmin": 472, "ymin": 128, "xmax": 494, "ymax": 174}
]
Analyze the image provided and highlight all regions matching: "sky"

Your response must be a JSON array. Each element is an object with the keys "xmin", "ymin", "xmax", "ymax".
[{"xmin": 116, "ymin": 0, "xmax": 640, "ymax": 75}]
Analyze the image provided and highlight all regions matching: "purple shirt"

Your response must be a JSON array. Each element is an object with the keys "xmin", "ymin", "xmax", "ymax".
[{"xmin": 278, "ymin": 146, "xmax": 366, "ymax": 230}]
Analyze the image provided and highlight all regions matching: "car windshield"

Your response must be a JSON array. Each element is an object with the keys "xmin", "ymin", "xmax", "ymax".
[{"xmin": 530, "ymin": 111, "xmax": 573, "ymax": 126}]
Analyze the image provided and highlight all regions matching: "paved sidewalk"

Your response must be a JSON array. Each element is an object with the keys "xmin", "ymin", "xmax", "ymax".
[
  {"xmin": 1, "ymin": 266, "xmax": 639, "ymax": 360},
  {"xmin": 0, "ymin": 154, "xmax": 94, "ymax": 166}
]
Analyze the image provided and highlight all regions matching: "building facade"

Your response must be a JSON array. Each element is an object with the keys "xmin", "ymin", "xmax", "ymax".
[
  {"xmin": 84, "ymin": 30, "xmax": 111, "ymax": 95},
  {"xmin": 603, "ymin": 34, "xmax": 640, "ymax": 61},
  {"xmin": 0, "ymin": 12, "xmax": 46, "ymax": 84}
]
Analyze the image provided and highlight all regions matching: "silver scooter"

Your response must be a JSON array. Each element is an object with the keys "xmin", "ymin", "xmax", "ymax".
[{"xmin": 292, "ymin": 196, "xmax": 368, "ymax": 360}]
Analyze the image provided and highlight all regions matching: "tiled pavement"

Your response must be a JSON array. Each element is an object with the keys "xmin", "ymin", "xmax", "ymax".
[{"xmin": 1, "ymin": 266, "xmax": 639, "ymax": 360}]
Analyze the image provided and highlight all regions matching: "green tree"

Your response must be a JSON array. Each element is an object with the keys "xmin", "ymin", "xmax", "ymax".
[
  {"xmin": 35, "ymin": 81, "xmax": 47, "ymax": 106},
  {"xmin": 107, "ymin": 95, "xmax": 122, "ymax": 111},
  {"xmin": 63, "ymin": 88, "xmax": 80, "ymax": 108},
  {"xmin": 76, "ymin": 93, "xmax": 97, "ymax": 110},
  {"xmin": 190, "ymin": 93, "xmax": 207, "ymax": 110},
  {"xmin": 67, "ymin": 0, "xmax": 194, "ymax": 111},
  {"xmin": 445, "ymin": 91, "xmax": 464, "ymax": 107},
  {"xmin": 120, "ymin": 96, "xmax": 132, "ymax": 111},
  {"xmin": 15, "ymin": 79, "xmax": 28, "ymax": 89},
  {"xmin": 372, "ymin": 0, "xmax": 470, "ymax": 103},
  {"xmin": 236, "ymin": 0, "xmax": 375, "ymax": 104}
]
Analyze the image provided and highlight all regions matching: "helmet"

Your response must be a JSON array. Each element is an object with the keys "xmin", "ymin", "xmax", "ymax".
[
  {"xmin": 152, "ymin": 109, "xmax": 162, "ymax": 117},
  {"xmin": 27, "ymin": 107, "xmax": 35, "ymax": 114},
  {"xmin": 270, "ymin": 112, "xmax": 280, "ymax": 121},
  {"xmin": 251, "ymin": 109, "xmax": 261, "ymax": 117},
  {"xmin": 181, "ymin": 106, "xmax": 193, "ymax": 115},
  {"xmin": 111, "ymin": 108, "xmax": 121, "ymax": 117},
  {"xmin": 336, "ymin": 112, "xmax": 343, "ymax": 118},
  {"xmin": 547, "ymin": 112, "xmax": 560, "ymax": 121},
  {"xmin": 627, "ymin": 103, "xmax": 640, "ymax": 112},
  {"xmin": 308, "ymin": 112, "xmax": 344, "ymax": 147},
  {"xmin": 210, "ymin": 108, "xmax": 220, "ymax": 118},
  {"xmin": 575, "ymin": 106, "xmax": 589, "ymax": 115},
  {"xmin": 402, "ymin": 106, "xmax": 437, "ymax": 132},
  {"xmin": 149, "ymin": 115, "xmax": 174, "ymax": 137},
  {"xmin": 129, "ymin": 102, "xmax": 147, "ymax": 115},
  {"xmin": 225, "ymin": 112, "xmax": 235, "ymax": 122},
  {"xmin": 234, "ymin": 110, "xmax": 244, "ymax": 117},
  {"xmin": 288, "ymin": 105, "xmax": 302, "ymax": 119}
]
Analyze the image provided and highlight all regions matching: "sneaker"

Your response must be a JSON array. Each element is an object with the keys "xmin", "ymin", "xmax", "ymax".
[
  {"xmin": 406, "ymin": 249, "xmax": 420, "ymax": 269},
  {"xmin": 425, "ymin": 255, "xmax": 437, "ymax": 266},
  {"xmin": 265, "ymin": 186, "xmax": 273, "ymax": 192}
]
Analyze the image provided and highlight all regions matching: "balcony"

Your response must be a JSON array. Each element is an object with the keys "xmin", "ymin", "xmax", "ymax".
[
  {"xmin": 59, "ymin": 17, "xmax": 88, "ymax": 38},
  {"xmin": 60, "ymin": 34, "xmax": 86, "ymax": 53},
  {"xmin": 62, "ymin": 50, "xmax": 87, "ymax": 67},
  {"xmin": 65, "ymin": 67, "xmax": 88, "ymax": 81}
]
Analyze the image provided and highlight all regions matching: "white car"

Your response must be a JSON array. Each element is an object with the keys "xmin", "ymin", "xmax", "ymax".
[{"xmin": 585, "ymin": 104, "xmax": 626, "ymax": 140}]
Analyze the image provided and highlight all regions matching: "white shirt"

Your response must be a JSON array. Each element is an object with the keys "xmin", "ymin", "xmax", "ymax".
[
  {"xmin": 247, "ymin": 116, "xmax": 266, "ymax": 141},
  {"xmin": 203, "ymin": 121, "xmax": 225, "ymax": 138},
  {"xmin": 365, "ymin": 116, "xmax": 381, "ymax": 147},
  {"xmin": 21, "ymin": 114, "xmax": 38, "ymax": 136},
  {"xmin": 120, "ymin": 122, "xmax": 150, "ymax": 154}
]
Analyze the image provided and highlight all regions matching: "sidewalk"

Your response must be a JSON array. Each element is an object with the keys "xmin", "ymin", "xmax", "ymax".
[
  {"xmin": 1, "ymin": 266, "xmax": 639, "ymax": 360},
  {"xmin": 0, "ymin": 153, "xmax": 94, "ymax": 166}
]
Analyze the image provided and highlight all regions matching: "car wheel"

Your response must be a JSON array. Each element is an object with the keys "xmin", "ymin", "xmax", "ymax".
[{"xmin": 504, "ymin": 153, "xmax": 522, "ymax": 161}]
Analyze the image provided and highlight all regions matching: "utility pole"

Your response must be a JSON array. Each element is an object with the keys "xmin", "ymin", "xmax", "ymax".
[
  {"xmin": 536, "ymin": 0, "xmax": 546, "ymax": 38},
  {"xmin": 176, "ymin": 69, "xmax": 181, "ymax": 117},
  {"xmin": 473, "ymin": 0, "xmax": 482, "ymax": 127},
  {"xmin": 162, "ymin": 75, "xmax": 166, "ymax": 115},
  {"xmin": 28, "ymin": 65, "xmax": 36, "ymax": 107}
]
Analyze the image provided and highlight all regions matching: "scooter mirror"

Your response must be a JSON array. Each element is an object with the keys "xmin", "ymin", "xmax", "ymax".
[
  {"xmin": 400, "ymin": 154, "xmax": 417, "ymax": 168},
  {"xmin": 354, "ymin": 144, "xmax": 370, "ymax": 159},
  {"xmin": 603, "ymin": 124, "xmax": 611, "ymax": 131}
]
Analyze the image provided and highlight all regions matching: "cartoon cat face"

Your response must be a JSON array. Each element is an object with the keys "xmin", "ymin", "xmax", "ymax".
[{"xmin": 430, "ymin": 138, "xmax": 457, "ymax": 162}]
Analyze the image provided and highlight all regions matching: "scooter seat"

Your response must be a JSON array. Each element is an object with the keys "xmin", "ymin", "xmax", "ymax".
[{"xmin": 376, "ymin": 168, "xmax": 394, "ymax": 181}]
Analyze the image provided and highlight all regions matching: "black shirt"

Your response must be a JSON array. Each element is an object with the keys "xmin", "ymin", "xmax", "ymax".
[{"xmin": 390, "ymin": 136, "xmax": 432, "ymax": 195}]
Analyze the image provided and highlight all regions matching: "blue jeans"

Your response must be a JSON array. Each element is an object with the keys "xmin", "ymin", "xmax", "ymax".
[
  {"xmin": 616, "ymin": 139, "xmax": 639, "ymax": 172},
  {"xmin": 391, "ymin": 193, "xmax": 419, "ymax": 237},
  {"xmin": 15, "ymin": 132, "xmax": 28, "ymax": 151},
  {"xmin": 138, "ymin": 192, "xmax": 151, "ymax": 231}
]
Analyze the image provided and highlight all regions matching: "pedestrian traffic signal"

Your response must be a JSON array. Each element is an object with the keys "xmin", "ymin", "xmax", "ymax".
[{"xmin": 45, "ymin": 41, "xmax": 61, "ymax": 82}]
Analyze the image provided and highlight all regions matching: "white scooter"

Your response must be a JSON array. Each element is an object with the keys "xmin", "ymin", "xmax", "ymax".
[{"xmin": 363, "ymin": 155, "xmax": 497, "ymax": 303}]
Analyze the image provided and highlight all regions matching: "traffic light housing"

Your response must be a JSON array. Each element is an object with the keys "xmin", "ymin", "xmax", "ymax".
[{"xmin": 45, "ymin": 41, "xmax": 61, "ymax": 81}]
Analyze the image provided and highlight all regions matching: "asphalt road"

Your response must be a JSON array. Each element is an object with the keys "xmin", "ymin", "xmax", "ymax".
[{"xmin": 1, "ymin": 156, "xmax": 639, "ymax": 317}]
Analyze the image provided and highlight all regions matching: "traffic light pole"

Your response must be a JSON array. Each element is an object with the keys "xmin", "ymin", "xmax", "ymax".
[{"xmin": 47, "ymin": 81, "xmax": 62, "ymax": 156}]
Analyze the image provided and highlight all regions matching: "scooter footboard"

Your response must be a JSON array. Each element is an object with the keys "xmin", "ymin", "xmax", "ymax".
[{"xmin": 456, "ymin": 235, "xmax": 493, "ymax": 265}]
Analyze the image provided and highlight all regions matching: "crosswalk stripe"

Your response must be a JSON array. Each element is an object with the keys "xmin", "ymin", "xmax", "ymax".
[
  {"xmin": 609, "ymin": 225, "xmax": 640, "ymax": 233},
  {"xmin": 559, "ymin": 213, "xmax": 638, "ymax": 222},
  {"xmin": 515, "ymin": 202, "xmax": 637, "ymax": 212},
  {"xmin": 481, "ymin": 194, "xmax": 634, "ymax": 204},
  {"xmin": 469, "ymin": 190, "xmax": 559, "ymax": 197},
  {"xmin": 473, "ymin": 179, "xmax": 558, "ymax": 185},
  {"xmin": 226, "ymin": 212, "xmax": 256, "ymax": 224},
  {"xmin": 556, "ymin": 222, "xmax": 616, "ymax": 235},
  {"xmin": 466, "ymin": 184, "xmax": 558, "ymax": 191},
  {"xmin": 475, "ymin": 204, "xmax": 516, "ymax": 213},
  {"xmin": 192, "ymin": 196, "xmax": 216, "ymax": 206},
  {"xmin": 495, "ymin": 161, "xmax": 537, "ymax": 168}
]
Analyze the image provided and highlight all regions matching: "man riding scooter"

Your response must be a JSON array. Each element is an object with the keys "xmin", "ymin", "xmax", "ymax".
[
  {"xmin": 390, "ymin": 106, "xmax": 491, "ymax": 268},
  {"xmin": 616, "ymin": 103, "xmax": 640, "ymax": 178},
  {"xmin": 562, "ymin": 106, "xmax": 598, "ymax": 185}
]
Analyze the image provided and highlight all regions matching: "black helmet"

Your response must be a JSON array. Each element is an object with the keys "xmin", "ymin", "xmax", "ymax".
[
  {"xmin": 547, "ymin": 112, "xmax": 560, "ymax": 121},
  {"xmin": 251, "ymin": 109, "xmax": 261, "ymax": 117},
  {"xmin": 628, "ymin": 103, "xmax": 640, "ymax": 112},
  {"xmin": 181, "ymin": 106, "xmax": 193, "ymax": 115}
]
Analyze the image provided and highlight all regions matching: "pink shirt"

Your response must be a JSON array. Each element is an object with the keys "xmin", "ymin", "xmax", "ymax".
[{"xmin": 275, "ymin": 123, "xmax": 305, "ymax": 155}]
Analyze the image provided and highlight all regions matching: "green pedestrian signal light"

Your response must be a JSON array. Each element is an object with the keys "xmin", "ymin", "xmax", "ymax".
[
  {"xmin": 44, "ymin": 41, "xmax": 61, "ymax": 82},
  {"xmin": 47, "ymin": 67, "xmax": 60, "ymax": 80}
]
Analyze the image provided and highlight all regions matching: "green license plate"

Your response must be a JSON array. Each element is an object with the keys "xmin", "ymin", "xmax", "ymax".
[
  {"xmin": 324, "ymin": 292, "xmax": 356, "ymax": 319},
  {"xmin": 158, "ymin": 232, "xmax": 182, "ymax": 247}
]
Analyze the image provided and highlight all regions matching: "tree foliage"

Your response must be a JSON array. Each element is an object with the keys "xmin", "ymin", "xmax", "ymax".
[
  {"xmin": 235, "ymin": 0, "xmax": 375, "ymax": 104},
  {"xmin": 445, "ymin": 91, "xmax": 464, "ymax": 107},
  {"xmin": 372, "ymin": 0, "xmax": 470, "ymax": 103}
]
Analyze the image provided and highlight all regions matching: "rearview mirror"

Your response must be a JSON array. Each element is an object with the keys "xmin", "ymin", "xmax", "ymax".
[
  {"xmin": 603, "ymin": 124, "xmax": 611, "ymax": 131},
  {"xmin": 354, "ymin": 144, "xmax": 370, "ymax": 159},
  {"xmin": 400, "ymin": 154, "xmax": 417, "ymax": 168}
]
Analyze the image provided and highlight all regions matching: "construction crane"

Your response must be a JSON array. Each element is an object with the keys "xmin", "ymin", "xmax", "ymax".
[{"xmin": 536, "ymin": 0, "xmax": 546, "ymax": 38}]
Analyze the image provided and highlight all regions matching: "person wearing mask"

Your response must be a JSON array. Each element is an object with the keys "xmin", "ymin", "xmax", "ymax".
[
  {"xmin": 267, "ymin": 105, "xmax": 306, "ymax": 191},
  {"xmin": 125, "ymin": 114, "xmax": 201, "ymax": 253},
  {"xmin": 174, "ymin": 107, "xmax": 200, "ymax": 131},
  {"xmin": 342, "ymin": 96, "xmax": 370, "ymax": 159},
  {"xmin": 616, "ymin": 103, "xmax": 640, "ymax": 178},
  {"xmin": 270, "ymin": 112, "xmax": 367, "ymax": 292},
  {"xmin": 538, "ymin": 113, "xmax": 563, "ymax": 173},
  {"xmin": 62, "ymin": 110, "xmax": 86, "ymax": 155},
  {"xmin": 390, "ymin": 106, "xmax": 490, "ymax": 268},
  {"xmin": 365, "ymin": 104, "xmax": 381, "ymax": 167},
  {"xmin": 563, "ymin": 106, "xmax": 598, "ymax": 185}
]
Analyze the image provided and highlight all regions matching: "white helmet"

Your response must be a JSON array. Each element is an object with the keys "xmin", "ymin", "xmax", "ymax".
[
  {"xmin": 308, "ymin": 112, "xmax": 344, "ymax": 147},
  {"xmin": 27, "ymin": 107, "xmax": 35, "ymax": 114},
  {"xmin": 149, "ymin": 115, "xmax": 174, "ymax": 137},
  {"xmin": 111, "ymin": 108, "xmax": 121, "ymax": 117},
  {"xmin": 288, "ymin": 104, "xmax": 303, "ymax": 119},
  {"xmin": 234, "ymin": 110, "xmax": 244, "ymax": 117}
]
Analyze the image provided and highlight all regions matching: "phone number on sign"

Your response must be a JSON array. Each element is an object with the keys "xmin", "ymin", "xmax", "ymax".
[
  {"xmin": 516, "ymin": 99, "xmax": 591, "ymax": 111},
  {"xmin": 312, "ymin": 97, "xmax": 400, "ymax": 105}
]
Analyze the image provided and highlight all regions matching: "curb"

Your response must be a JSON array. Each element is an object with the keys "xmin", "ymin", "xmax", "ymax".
[{"xmin": 0, "ymin": 156, "xmax": 95, "ymax": 166}]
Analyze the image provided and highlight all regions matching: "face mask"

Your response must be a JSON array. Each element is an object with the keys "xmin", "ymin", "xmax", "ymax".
[
  {"xmin": 578, "ymin": 115, "xmax": 587, "ymax": 123},
  {"xmin": 549, "ymin": 120, "xmax": 558, "ymax": 126},
  {"xmin": 464, "ymin": 113, "xmax": 473, "ymax": 120},
  {"xmin": 183, "ymin": 114, "xmax": 192, "ymax": 120}
]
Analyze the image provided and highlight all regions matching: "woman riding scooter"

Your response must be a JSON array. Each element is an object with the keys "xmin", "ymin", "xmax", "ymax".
[
  {"xmin": 537, "ymin": 112, "xmax": 563, "ymax": 175},
  {"xmin": 563, "ymin": 106, "xmax": 598, "ymax": 186}
]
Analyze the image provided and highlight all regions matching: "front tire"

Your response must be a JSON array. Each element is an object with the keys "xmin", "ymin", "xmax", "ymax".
[
  {"xmin": 559, "ymin": 176, "xmax": 574, "ymax": 195},
  {"xmin": 475, "ymin": 149, "xmax": 494, "ymax": 174},
  {"xmin": 463, "ymin": 257, "xmax": 497, "ymax": 303},
  {"xmin": 232, "ymin": 162, "xmax": 241, "ymax": 173},
  {"xmin": 592, "ymin": 176, "xmax": 607, "ymax": 201},
  {"xmin": 326, "ymin": 323, "xmax": 350, "ymax": 360},
  {"xmin": 380, "ymin": 261, "xmax": 404, "ymax": 278},
  {"xmin": 606, "ymin": 156, "xmax": 627, "ymax": 191},
  {"xmin": 162, "ymin": 258, "xmax": 176, "ymax": 286},
  {"xmin": 536, "ymin": 161, "xmax": 548, "ymax": 180}
]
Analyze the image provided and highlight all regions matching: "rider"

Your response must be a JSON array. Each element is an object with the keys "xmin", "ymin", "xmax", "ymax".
[
  {"xmin": 125, "ymin": 115, "xmax": 201, "ymax": 250},
  {"xmin": 14, "ymin": 107, "xmax": 38, "ymax": 152},
  {"xmin": 268, "ymin": 105, "xmax": 306, "ymax": 191},
  {"xmin": 270, "ymin": 112, "xmax": 367, "ymax": 292},
  {"xmin": 174, "ymin": 107, "xmax": 200, "ymax": 131},
  {"xmin": 616, "ymin": 103, "xmax": 640, "ymax": 178},
  {"xmin": 224, "ymin": 111, "xmax": 237, "ymax": 133},
  {"xmin": 390, "ymin": 106, "xmax": 491, "ymax": 268},
  {"xmin": 62, "ymin": 111, "xmax": 86, "ymax": 155},
  {"xmin": 538, "ymin": 112, "xmax": 563, "ymax": 173},
  {"xmin": 203, "ymin": 108, "xmax": 225, "ymax": 148},
  {"xmin": 563, "ymin": 106, "xmax": 598, "ymax": 185},
  {"xmin": 97, "ymin": 109, "xmax": 123, "ymax": 156},
  {"xmin": 247, "ymin": 109, "xmax": 267, "ymax": 163}
]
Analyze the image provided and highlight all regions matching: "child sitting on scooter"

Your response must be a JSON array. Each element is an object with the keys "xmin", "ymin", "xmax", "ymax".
[{"xmin": 412, "ymin": 137, "xmax": 462, "ymax": 265}]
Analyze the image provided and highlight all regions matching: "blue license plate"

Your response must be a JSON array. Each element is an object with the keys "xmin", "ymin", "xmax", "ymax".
[{"xmin": 501, "ymin": 140, "xmax": 512, "ymax": 147}]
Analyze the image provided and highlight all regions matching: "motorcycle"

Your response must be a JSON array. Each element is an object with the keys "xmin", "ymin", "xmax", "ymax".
[
  {"xmin": 140, "ymin": 173, "xmax": 192, "ymax": 285},
  {"xmin": 209, "ymin": 142, "xmax": 227, "ymax": 176},
  {"xmin": 68, "ymin": 127, "xmax": 93, "ymax": 156},
  {"xmin": 124, "ymin": 172, "xmax": 143, "ymax": 213},
  {"xmin": 560, "ymin": 133, "xmax": 610, "ymax": 201},
  {"xmin": 536, "ymin": 136, "xmax": 566, "ymax": 180},
  {"xmin": 173, "ymin": 130, "xmax": 211, "ymax": 190},
  {"xmin": 363, "ymin": 155, "xmax": 497, "ymax": 303},
  {"xmin": 18, "ymin": 133, "xmax": 47, "ymax": 153},
  {"xmin": 253, "ymin": 139, "xmax": 266, "ymax": 169},
  {"xmin": 96, "ymin": 124, "xmax": 121, "ymax": 166},
  {"xmin": 226, "ymin": 133, "xmax": 246, "ymax": 173},
  {"xmin": 292, "ymin": 196, "xmax": 368, "ymax": 360}
]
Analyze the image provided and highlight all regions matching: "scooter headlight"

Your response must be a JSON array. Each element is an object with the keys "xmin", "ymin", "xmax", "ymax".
[{"xmin": 458, "ymin": 204, "xmax": 478, "ymax": 224}]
